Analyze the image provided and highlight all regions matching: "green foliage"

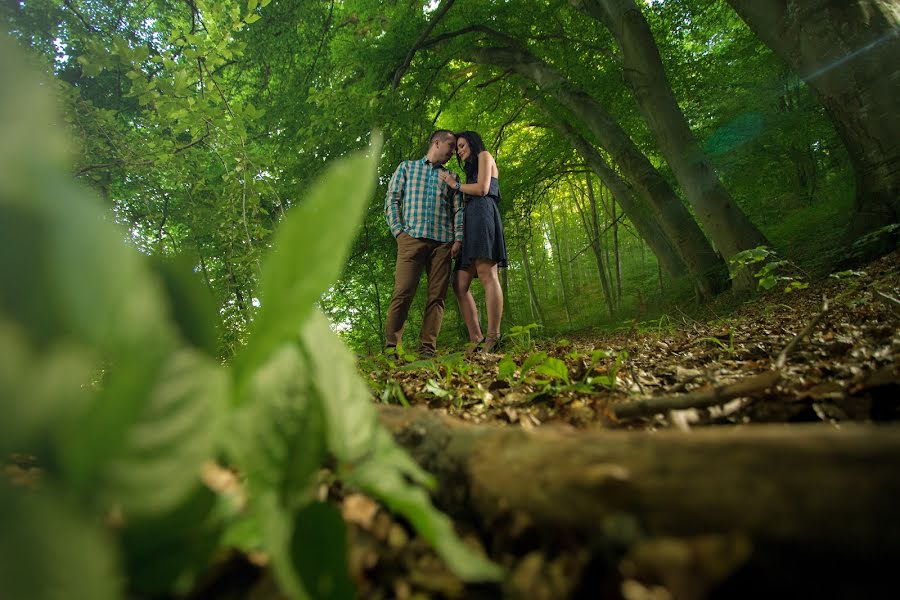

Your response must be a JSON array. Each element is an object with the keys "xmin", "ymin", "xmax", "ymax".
[
  {"xmin": 729, "ymin": 246, "xmax": 810, "ymax": 293},
  {"xmin": 506, "ymin": 323, "xmax": 542, "ymax": 353},
  {"xmin": 1, "ymin": 43, "xmax": 498, "ymax": 600}
]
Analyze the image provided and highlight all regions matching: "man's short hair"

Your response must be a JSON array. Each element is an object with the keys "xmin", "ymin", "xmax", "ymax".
[{"xmin": 429, "ymin": 129, "xmax": 455, "ymax": 145}]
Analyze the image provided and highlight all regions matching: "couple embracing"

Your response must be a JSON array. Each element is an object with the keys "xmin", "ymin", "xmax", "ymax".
[{"xmin": 383, "ymin": 130, "xmax": 507, "ymax": 357}]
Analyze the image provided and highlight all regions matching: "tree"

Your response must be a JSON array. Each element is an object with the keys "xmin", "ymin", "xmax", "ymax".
[
  {"xmin": 571, "ymin": 0, "xmax": 770, "ymax": 271},
  {"xmin": 726, "ymin": 0, "xmax": 900, "ymax": 237},
  {"xmin": 469, "ymin": 40, "xmax": 729, "ymax": 297}
]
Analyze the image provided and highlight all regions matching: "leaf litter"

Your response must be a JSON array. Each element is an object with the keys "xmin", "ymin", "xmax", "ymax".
[{"xmin": 343, "ymin": 251, "xmax": 899, "ymax": 599}]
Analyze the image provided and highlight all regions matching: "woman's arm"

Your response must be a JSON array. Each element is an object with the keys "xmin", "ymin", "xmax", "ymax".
[{"xmin": 439, "ymin": 152, "xmax": 494, "ymax": 196}]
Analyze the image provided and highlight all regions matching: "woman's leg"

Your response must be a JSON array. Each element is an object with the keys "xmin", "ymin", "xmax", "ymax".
[
  {"xmin": 452, "ymin": 268, "xmax": 483, "ymax": 342},
  {"xmin": 475, "ymin": 259, "xmax": 503, "ymax": 338}
]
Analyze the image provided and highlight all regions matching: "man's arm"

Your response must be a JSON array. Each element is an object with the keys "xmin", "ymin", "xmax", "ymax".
[{"xmin": 384, "ymin": 162, "xmax": 406, "ymax": 237}]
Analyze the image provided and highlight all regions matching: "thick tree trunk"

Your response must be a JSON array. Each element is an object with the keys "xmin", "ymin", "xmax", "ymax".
[
  {"xmin": 554, "ymin": 119, "xmax": 687, "ymax": 280},
  {"xmin": 726, "ymin": 0, "xmax": 900, "ymax": 238},
  {"xmin": 573, "ymin": 0, "xmax": 771, "ymax": 264},
  {"xmin": 475, "ymin": 46, "xmax": 729, "ymax": 298},
  {"xmin": 379, "ymin": 406, "xmax": 900, "ymax": 595}
]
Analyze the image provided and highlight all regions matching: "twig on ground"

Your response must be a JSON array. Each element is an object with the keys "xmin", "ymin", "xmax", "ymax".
[
  {"xmin": 612, "ymin": 370, "xmax": 781, "ymax": 420},
  {"xmin": 875, "ymin": 290, "xmax": 900, "ymax": 315},
  {"xmin": 775, "ymin": 296, "xmax": 830, "ymax": 369}
]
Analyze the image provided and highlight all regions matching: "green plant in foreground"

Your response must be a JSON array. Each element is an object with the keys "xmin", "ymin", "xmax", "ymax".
[
  {"xmin": 0, "ymin": 41, "xmax": 500, "ymax": 600},
  {"xmin": 729, "ymin": 246, "xmax": 810, "ymax": 293},
  {"xmin": 506, "ymin": 322, "xmax": 541, "ymax": 353}
]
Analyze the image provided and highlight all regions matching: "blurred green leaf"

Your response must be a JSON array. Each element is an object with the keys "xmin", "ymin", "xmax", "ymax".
[
  {"xmin": 63, "ymin": 349, "xmax": 228, "ymax": 517},
  {"xmin": 0, "ymin": 486, "xmax": 121, "ymax": 600},
  {"xmin": 236, "ymin": 133, "xmax": 382, "ymax": 385},
  {"xmin": 290, "ymin": 502, "xmax": 356, "ymax": 600}
]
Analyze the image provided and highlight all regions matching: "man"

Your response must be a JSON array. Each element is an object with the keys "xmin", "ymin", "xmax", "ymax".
[{"xmin": 384, "ymin": 129, "xmax": 463, "ymax": 357}]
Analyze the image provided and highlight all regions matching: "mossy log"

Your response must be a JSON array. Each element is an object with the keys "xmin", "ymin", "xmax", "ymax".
[{"xmin": 379, "ymin": 406, "xmax": 900, "ymax": 596}]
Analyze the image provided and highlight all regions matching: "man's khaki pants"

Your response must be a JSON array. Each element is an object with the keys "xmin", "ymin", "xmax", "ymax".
[{"xmin": 384, "ymin": 232, "xmax": 453, "ymax": 352}]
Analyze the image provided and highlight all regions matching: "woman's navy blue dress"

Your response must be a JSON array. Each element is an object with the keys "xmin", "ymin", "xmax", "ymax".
[{"xmin": 455, "ymin": 176, "xmax": 508, "ymax": 272}]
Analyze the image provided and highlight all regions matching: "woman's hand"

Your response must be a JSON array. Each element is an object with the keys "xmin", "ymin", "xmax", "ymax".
[{"xmin": 439, "ymin": 170, "xmax": 457, "ymax": 187}]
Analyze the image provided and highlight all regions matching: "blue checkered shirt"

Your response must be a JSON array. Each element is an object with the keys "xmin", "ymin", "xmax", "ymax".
[{"xmin": 384, "ymin": 157, "xmax": 464, "ymax": 242}]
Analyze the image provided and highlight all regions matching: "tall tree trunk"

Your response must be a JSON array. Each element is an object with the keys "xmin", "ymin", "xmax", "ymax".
[
  {"xmin": 547, "ymin": 201, "xmax": 573, "ymax": 325},
  {"xmin": 364, "ymin": 220, "xmax": 385, "ymax": 348},
  {"xmin": 520, "ymin": 238, "xmax": 545, "ymax": 325},
  {"xmin": 473, "ymin": 45, "xmax": 729, "ymax": 297},
  {"xmin": 572, "ymin": 0, "xmax": 771, "ymax": 264},
  {"xmin": 726, "ymin": 0, "xmax": 900, "ymax": 237},
  {"xmin": 579, "ymin": 175, "xmax": 615, "ymax": 317},
  {"xmin": 553, "ymin": 119, "xmax": 687, "ymax": 280},
  {"xmin": 610, "ymin": 194, "xmax": 622, "ymax": 300}
]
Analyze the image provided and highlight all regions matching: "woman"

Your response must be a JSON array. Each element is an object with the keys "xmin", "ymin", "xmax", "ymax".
[{"xmin": 438, "ymin": 131, "xmax": 508, "ymax": 353}]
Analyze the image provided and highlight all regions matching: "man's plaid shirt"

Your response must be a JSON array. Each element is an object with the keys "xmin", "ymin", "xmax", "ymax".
[{"xmin": 384, "ymin": 157, "xmax": 464, "ymax": 243}]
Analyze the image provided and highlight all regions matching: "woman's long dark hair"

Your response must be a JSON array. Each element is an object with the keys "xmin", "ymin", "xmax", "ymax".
[{"xmin": 455, "ymin": 130, "xmax": 486, "ymax": 183}]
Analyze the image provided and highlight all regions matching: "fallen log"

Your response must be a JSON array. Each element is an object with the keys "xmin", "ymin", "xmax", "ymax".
[{"xmin": 379, "ymin": 406, "xmax": 900, "ymax": 596}]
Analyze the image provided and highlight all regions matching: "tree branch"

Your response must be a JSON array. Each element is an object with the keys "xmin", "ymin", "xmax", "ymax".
[{"xmin": 391, "ymin": 0, "xmax": 457, "ymax": 90}]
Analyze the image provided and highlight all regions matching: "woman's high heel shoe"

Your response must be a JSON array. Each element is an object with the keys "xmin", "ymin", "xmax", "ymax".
[{"xmin": 482, "ymin": 333, "xmax": 503, "ymax": 353}]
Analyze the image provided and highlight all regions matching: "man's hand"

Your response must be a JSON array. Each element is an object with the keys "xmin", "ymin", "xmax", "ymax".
[{"xmin": 450, "ymin": 240, "xmax": 462, "ymax": 258}]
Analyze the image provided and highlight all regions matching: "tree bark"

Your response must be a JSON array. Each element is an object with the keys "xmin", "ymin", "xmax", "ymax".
[
  {"xmin": 476, "ymin": 49, "xmax": 729, "ymax": 297},
  {"xmin": 520, "ymin": 238, "xmax": 544, "ymax": 325},
  {"xmin": 572, "ymin": 0, "xmax": 771, "ymax": 265},
  {"xmin": 575, "ymin": 176, "xmax": 615, "ymax": 317},
  {"xmin": 379, "ymin": 406, "xmax": 900, "ymax": 595},
  {"xmin": 726, "ymin": 0, "xmax": 900, "ymax": 238},
  {"xmin": 553, "ymin": 119, "xmax": 687, "ymax": 280},
  {"xmin": 547, "ymin": 201, "xmax": 573, "ymax": 324}
]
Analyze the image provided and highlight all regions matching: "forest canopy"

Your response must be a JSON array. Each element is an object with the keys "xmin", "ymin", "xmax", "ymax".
[{"xmin": 4, "ymin": 0, "xmax": 897, "ymax": 355}]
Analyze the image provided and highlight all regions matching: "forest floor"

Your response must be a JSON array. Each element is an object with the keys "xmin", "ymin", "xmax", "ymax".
[{"xmin": 346, "ymin": 250, "xmax": 900, "ymax": 600}]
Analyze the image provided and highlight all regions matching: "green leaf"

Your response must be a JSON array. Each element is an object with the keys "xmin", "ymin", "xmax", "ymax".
[
  {"xmin": 535, "ymin": 357, "xmax": 569, "ymax": 383},
  {"xmin": 521, "ymin": 351, "xmax": 548, "ymax": 374},
  {"xmin": 0, "ymin": 319, "xmax": 94, "ymax": 455},
  {"xmin": 229, "ymin": 343, "xmax": 326, "ymax": 510},
  {"xmin": 248, "ymin": 0, "xmax": 259, "ymax": 12},
  {"xmin": 245, "ymin": 13, "xmax": 261, "ymax": 24},
  {"xmin": 425, "ymin": 378, "xmax": 451, "ymax": 398},
  {"xmin": 290, "ymin": 503, "xmax": 357, "ymax": 600},
  {"xmin": 63, "ymin": 349, "xmax": 228, "ymax": 517},
  {"xmin": 497, "ymin": 355, "xmax": 517, "ymax": 381},
  {"xmin": 346, "ymin": 429, "xmax": 503, "ymax": 582},
  {"xmin": 236, "ymin": 133, "xmax": 382, "ymax": 384},
  {"xmin": 297, "ymin": 313, "xmax": 501, "ymax": 581},
  {"xmin": 0, "ymin": 486, "xmax": 121, "ymax": 600},
  {"xmin": 121, "ymin": 485, "xmax": 221, "ymax": 596}
]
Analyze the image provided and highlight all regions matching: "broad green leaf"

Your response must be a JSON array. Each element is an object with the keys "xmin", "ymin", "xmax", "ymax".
[
  {"xmin": 248, "ymin": 0, "xmax": 259, "ymax": 12},
  {"xmin": 535, "ymin": 357, "xmax": 569, "ymax": 383},
  {"xmin": 236, "ymin": 133, "xmax": 382, "ymax": 384},
  {"xmin": 290, "ymin": 503, "xmax": 356, "ymax": 600},
  {"xmin": 0, "ymin": 319, "xmax": 94, "ymax": 455},
  {"xmin": 63, "ymin": 349, "xmax": 228, "ymax": 517},
  {"xmin": 121, "ymin": 485, "xmax": 221, "ymax": 596},
  {"xmin": 0, "ymin": 486, "xmax": 121, "ymax": 600},
  {"xmin": 497, "ymin": 355, "xmax": 517, "ymax": 381},
  {"xmin": 256, "ymin": 491, "xmax": 312, "ymax": 600},
  {"xmin": 299, "ymin": 312, "xmax": 501, "ymax": 581},
  {"xmin": 425, "ymin": 378, "xmax": 451, "ymax": 398},
  {"xmin": 521, "ymin": 351, "xmax": 548, "ymax": 374},
  {"xmin": 245, "ymin": 13, "xmax": 261, "ymax": 24},
  {"xmin": 229, "ymin": 343, "xmax": 326, "ymax": 510}
]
